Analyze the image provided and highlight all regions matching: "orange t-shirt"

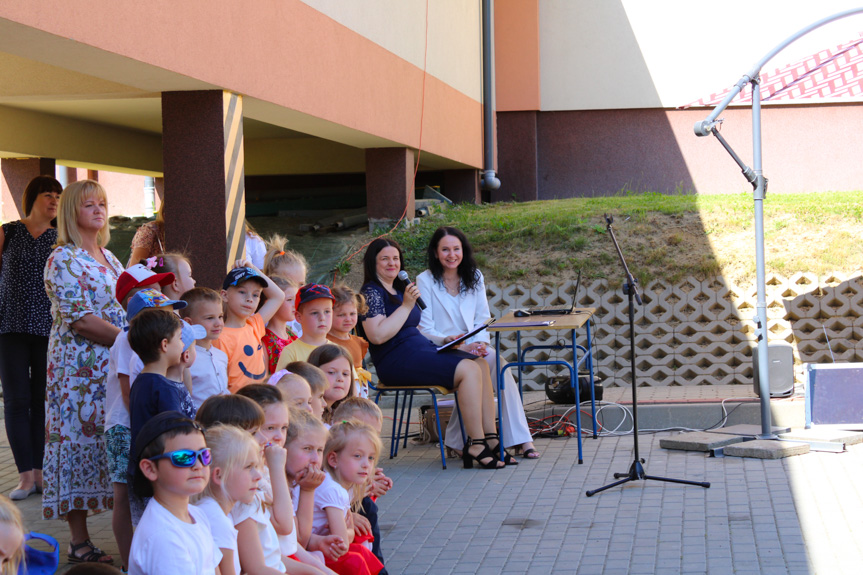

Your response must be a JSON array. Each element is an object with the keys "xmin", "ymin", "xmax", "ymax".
[
  {"xmin": 213, "ymin": 314, "xmax": 268, "ymax": 392},
  {"xmin": 326, "ymin": 333, "xmax": 369, "ymax": 369}
]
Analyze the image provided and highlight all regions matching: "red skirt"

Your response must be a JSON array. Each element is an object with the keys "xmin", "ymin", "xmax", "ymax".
[{"xmin": 325, "ymin": 543, "xmax": 383, "ymax": 575}]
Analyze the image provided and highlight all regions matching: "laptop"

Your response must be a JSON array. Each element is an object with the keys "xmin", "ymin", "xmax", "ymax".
[{"xmin": 521, "ymin": 270, "xmax": 582, "ymax": 316}]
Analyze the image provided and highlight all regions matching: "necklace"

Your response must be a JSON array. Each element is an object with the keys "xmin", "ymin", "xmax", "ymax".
[{"xmin": 443, "ymin": 275, "xmax": 460, "ymax": 296}]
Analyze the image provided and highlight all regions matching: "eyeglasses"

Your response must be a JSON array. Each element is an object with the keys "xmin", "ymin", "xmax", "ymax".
[{"xmin": 149, "ymin": 448, "xmax": 212, "ymax": 468}]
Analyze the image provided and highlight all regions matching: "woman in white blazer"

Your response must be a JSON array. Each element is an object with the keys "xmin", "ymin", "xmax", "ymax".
[{"xmin": 417, "ymin": 227, "xmax": 539, "ymax": 461}]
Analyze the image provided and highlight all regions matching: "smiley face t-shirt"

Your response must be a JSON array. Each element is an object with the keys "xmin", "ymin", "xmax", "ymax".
[{"xmin": 213, "ymin": 314, "xmax": 268, "ymax": 392}]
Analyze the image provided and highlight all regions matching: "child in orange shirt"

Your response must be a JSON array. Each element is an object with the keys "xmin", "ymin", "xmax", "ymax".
[
  {"xmin": 326, "ymin": 286, "xmax": 371, "ymax": 398},
  {"xmin": 213, "ymin": 262, "xmax": 284, "ymax": 392}
]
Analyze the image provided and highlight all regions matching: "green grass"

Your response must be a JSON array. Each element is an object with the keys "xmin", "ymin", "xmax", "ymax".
[{"xmin": 353, "ymin": 189, "xmax": 863, "ymax": 286}]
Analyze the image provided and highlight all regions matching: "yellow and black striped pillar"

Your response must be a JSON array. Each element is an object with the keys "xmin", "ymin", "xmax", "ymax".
[
  {"xmin": 162, "ymin": 90, "xmax": 248, "ymax": 290},
  {"xmin": 223, "ymin": 91, "xmax": 246, "ymax": 269}
]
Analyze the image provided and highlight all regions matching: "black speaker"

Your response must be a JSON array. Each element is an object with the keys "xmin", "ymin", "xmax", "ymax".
[
  {"xmin": 753, "ymin": 342, "xmax": 794, "ymax": 398},
  {"xmin": 545, "ymin": 374, "xmax": 603, "ymax": 404}
]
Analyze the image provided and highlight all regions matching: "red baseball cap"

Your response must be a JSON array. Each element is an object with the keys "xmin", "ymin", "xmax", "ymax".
[{"xmin": 116, "ymin": 263, "xmax": 175, "ymax": 304}]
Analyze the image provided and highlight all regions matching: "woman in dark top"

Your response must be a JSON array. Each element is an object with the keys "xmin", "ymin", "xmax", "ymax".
[
  {"xmin": 360, "ymin": 238, "xmax": 504, "ymax": 469},
  {"xmin": 0, "ymin": 175, "xmax": 62, "ymax": 500}
]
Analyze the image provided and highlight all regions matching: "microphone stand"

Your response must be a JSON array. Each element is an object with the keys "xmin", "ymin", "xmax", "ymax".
[
  {"xmin": 694, "ymin": 6, "xmax": 863, "ymax": 439},
  {"xmin": 586, "ymin": 215, "xmax": 710, "ymax": 497}
]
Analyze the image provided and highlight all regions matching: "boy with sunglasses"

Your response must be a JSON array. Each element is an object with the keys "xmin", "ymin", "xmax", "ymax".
[{"xmin": 129, "ymin": 411, "xmax": 220, "ymax": 575}]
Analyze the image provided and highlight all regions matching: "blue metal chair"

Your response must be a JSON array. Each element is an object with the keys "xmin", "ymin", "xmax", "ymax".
[{"xmin": 370, "ymin": 380, "xmax": 465, "ymax": 469}]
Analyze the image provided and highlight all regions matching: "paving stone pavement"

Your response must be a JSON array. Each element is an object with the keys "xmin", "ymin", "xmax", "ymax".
[{"xmin": 3, "ymin": 417, "xmax": 863, "ymax": 573}]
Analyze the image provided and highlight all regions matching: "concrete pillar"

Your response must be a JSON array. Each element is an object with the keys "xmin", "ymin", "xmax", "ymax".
[
  {"xmin": 1, "ymin": 157, "xmax": 56, "ymax": 221},
  {"xmin": 162, "ymin": 91, "xmax": 246, "ymax": 290},
  {"xmin": 496, "ymin": 111, "xmax": 539, "ymax": 202},
  {"xmin": 366, "ymin": 148, "xmax": 415, "ymax": 226},
  {"xmin": 443, "ymin": 170, "xmax": 480, "ymax": 204}
]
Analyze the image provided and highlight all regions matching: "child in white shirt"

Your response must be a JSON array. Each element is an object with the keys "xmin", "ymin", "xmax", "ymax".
[
  {"xmin": 312, "ymin": 421, "xmax": 384, "ymax": 575},
  {"xmin": 129, "ymin": 412, "xmax": 220, "ymax": 575},
  {"xmin": 180, "ymin": 287, "xmax": 229, "ymax": 408},
  {"xmin": 194, "ymin": 424, "xmax": 262, "ymax": 575}
]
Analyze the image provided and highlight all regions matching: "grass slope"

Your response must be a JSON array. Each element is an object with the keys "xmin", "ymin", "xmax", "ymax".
[{"xmin": 349, "ymin": 191, "xmax": 863, "ymax": 288}]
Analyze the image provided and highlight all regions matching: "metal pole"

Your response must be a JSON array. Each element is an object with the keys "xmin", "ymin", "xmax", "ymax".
[
  {"xmin": 144, "ymin": 176, "xmax": 156, "ymax": 218},
  {"xmin": 751, "ymin": 78, "xmax": 774, "ymax": 439}
]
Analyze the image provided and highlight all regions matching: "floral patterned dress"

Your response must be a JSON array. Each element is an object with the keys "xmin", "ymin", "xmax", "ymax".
[{"xmin": 42, "ymin": 244, "xmax": 125, "ymax": 519}]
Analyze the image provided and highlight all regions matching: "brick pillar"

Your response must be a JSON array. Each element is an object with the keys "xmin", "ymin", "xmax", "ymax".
[
  {"xmin": 162, "ymin": 91, "xmax": 246, "ymax": 290},
  {"xmin": 366, "ymin": 148, "xmax": 415, "ymax": 226},
  {"xmin": 496, "ymin": 111, "xmax": 539, "ymax": 202},
  {"xmin": 1, "ymin": 158, "xmax": 56, "ymax": 221},
  {"xmin": 443, "ymin": 169, "xmax": 480, "ymax": 204}
]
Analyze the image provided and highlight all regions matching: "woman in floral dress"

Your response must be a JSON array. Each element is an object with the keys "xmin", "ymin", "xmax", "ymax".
[{"xmin": 43, "ymin": 180, "xmax": 124, "ymax": 565}]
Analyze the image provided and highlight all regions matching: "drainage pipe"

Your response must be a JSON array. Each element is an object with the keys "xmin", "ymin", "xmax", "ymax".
[{"xmin": 481, "ymin": 0, "xmax": 500, "ymax": 193}]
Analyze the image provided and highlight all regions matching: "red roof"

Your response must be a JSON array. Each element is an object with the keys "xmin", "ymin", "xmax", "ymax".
[{"xmin": 681, "ymin": 34, "xmax": 863, "ymax": 108}]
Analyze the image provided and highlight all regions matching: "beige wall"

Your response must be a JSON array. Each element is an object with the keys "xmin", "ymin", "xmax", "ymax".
[
  {"xmin": 300, "ymin": 0, "xmax": 482, "ymax": 101},
  {"xmin": 538, "ymin": 0, "xmax": 863, "ymax": 111}
]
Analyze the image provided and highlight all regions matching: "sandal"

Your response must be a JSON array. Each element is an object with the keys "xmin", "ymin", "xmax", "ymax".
[
  {"xmin": 522, "ymin": 448, "xmax": 540, "ymax": 460},
  {"xmin": 484, "ymin": 434, "xmax": 519, "ymax": 466},
  {"xmin": 68, "ymin": 539, "xmax": 114, "ymax": 564},
  {"xmin": 463, "ymin": 437, "xmax": 505, "ymax": 469}
]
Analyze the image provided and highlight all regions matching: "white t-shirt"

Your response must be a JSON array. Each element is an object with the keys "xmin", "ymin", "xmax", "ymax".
[
  {"xmin": 311, "ymin": 472, "xmax": 350, "ymax": 536},
  {"xmin": 106, "ymin": 331, "xmax": 139, "ymax": 430},
  {"xmin": 129, "ymin": 498, "xmax": 221, "ymax": 575},
  {"xmin": 189, "ymin": 345, "xmax": 229, "ymax": 409},
  {"xmin": 246, "ymin": 233, "xmax": 267, "ymax": 270},
  {"xmin": 230, "ymin": 494, "xmax": 285, "ymax": 573},
  {"xmin": 194, "ymin": 497, "xmax": 240, "ymax": 575}
]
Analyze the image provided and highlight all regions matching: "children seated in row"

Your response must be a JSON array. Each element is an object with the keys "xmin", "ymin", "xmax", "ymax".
[{"xmin": 213, "ymin": 262, "xmax": 285, "ymax": 392}]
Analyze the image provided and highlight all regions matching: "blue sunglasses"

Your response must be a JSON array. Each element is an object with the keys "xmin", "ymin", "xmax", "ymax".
[{"xmin": 149, "ymin": 448, "xmax": 212, "ymax": 468}]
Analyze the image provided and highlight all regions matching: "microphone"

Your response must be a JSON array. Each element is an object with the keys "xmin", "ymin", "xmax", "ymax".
[{"xmin": 397, "ymin": 270, "xmax": 427, "ymax": 310}]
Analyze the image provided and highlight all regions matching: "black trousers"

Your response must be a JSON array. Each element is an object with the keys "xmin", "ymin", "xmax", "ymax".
[
  {"xmin": 0, "ymin": 333, "xmax": 47, "ymax": 473},
  {"xmin": 361, "ymin": 496, "xmax": 386, "ymax": 573}
]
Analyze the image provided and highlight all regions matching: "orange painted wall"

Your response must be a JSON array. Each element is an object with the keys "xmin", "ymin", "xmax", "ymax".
[
  {"xmin": 0, "ymin": 0, "xmax": 482, "ymax": 167},
  {"xmin": 494, "ymin": 0, "xmax": 541, "ymax": 112}
]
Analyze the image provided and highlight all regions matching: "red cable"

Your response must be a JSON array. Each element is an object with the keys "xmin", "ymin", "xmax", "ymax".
[{"xmin": 334, "ymin": 0, "xmax": 430, "ymax": 283}]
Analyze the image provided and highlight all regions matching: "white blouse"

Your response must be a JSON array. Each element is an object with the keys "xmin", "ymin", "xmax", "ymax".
[{"xmin": 416, "ymin": 269, "xmax": 491, "ymax": 346}]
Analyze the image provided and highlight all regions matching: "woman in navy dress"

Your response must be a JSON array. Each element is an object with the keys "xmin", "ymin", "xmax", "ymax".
[{"xmin": 360, "ymin": 238, "xmax": 504, "ymax": 469}]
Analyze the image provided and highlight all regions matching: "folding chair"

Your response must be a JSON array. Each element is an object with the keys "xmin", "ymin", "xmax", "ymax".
[{"xmin": 370, "ymin": 381, "xmax": 465, "ymax": 469}]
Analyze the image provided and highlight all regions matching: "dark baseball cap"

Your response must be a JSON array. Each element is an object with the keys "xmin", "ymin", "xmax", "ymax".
[
  {"xmin": 223, "ymin": 267, "xmax": 268, "ymax": 290},
  {"xmin": 296, "ymin": 283, "xmax": 335, "ymax": 311},
  {"xmin": 130, "ymin": 411, "xmax": 204, "ymax": 498}
]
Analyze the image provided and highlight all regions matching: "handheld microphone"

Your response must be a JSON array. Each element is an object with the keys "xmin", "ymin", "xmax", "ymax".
[{"xmin": 397, "ymin": 270, "xmax": 427, "ymax": 310}]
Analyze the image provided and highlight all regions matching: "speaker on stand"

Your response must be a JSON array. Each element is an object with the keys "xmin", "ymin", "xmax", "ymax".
[{"xmin": 752, "ymin": 341, "xmax": 794, "ymax": 398}]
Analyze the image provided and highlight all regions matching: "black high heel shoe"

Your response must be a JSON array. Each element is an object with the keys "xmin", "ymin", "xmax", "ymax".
[
  {"xmin": 463, "ymin": 437, "xmax": 505, "ymax": 469},
  {"xmin": 485, "ymin": 433, "xmax": 519, "ymax": 466}
]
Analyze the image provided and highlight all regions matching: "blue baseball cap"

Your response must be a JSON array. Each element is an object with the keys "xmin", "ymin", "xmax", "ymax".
[
  {"xmin": 181, "ymin": 321, "xmax": 207, "ymax": 352},
  {"xmin": 223, "ymin": 267, "xmax": 268, "ymax": 290},
  {"xmin": 126, "ymin": 288, "xmax": 187, "ymax": 322}
]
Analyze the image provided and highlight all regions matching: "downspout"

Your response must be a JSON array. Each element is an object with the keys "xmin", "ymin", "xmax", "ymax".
[{"xmin": 481, "ymin": 0, "xmax": 501, "ymax": 194}]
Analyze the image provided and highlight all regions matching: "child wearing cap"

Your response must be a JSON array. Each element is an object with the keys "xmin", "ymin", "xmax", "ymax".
[
  {"xmin": 129, "ymin": 411, "xmax": 220, "ymax": 575},
  {"xmin": 213, "ymin": 261, "xmax": 284, "ymax": 392},
  {"xmin": 275, "ymin": 284, "xmax": 336, "ymax": 370},
  {"xmin": 106, "ymin": 288, "xmax": 185, "ymax": 571},
  {"xmin": 179, "ymin": 287, "xmax": 229, "ymax": 409}
]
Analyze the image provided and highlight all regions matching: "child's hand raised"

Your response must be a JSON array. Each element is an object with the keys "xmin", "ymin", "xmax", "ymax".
[
  {"xmin": 366, "ymin": 468, "xmax": 393, "ymax": 497},
  {"xmin": 295, "ymin": 464, "xmax": 325, "ymax": 492},
  {"xmin": 263, "ymin": 443, "xmax": 287, "ymax": 471}
]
